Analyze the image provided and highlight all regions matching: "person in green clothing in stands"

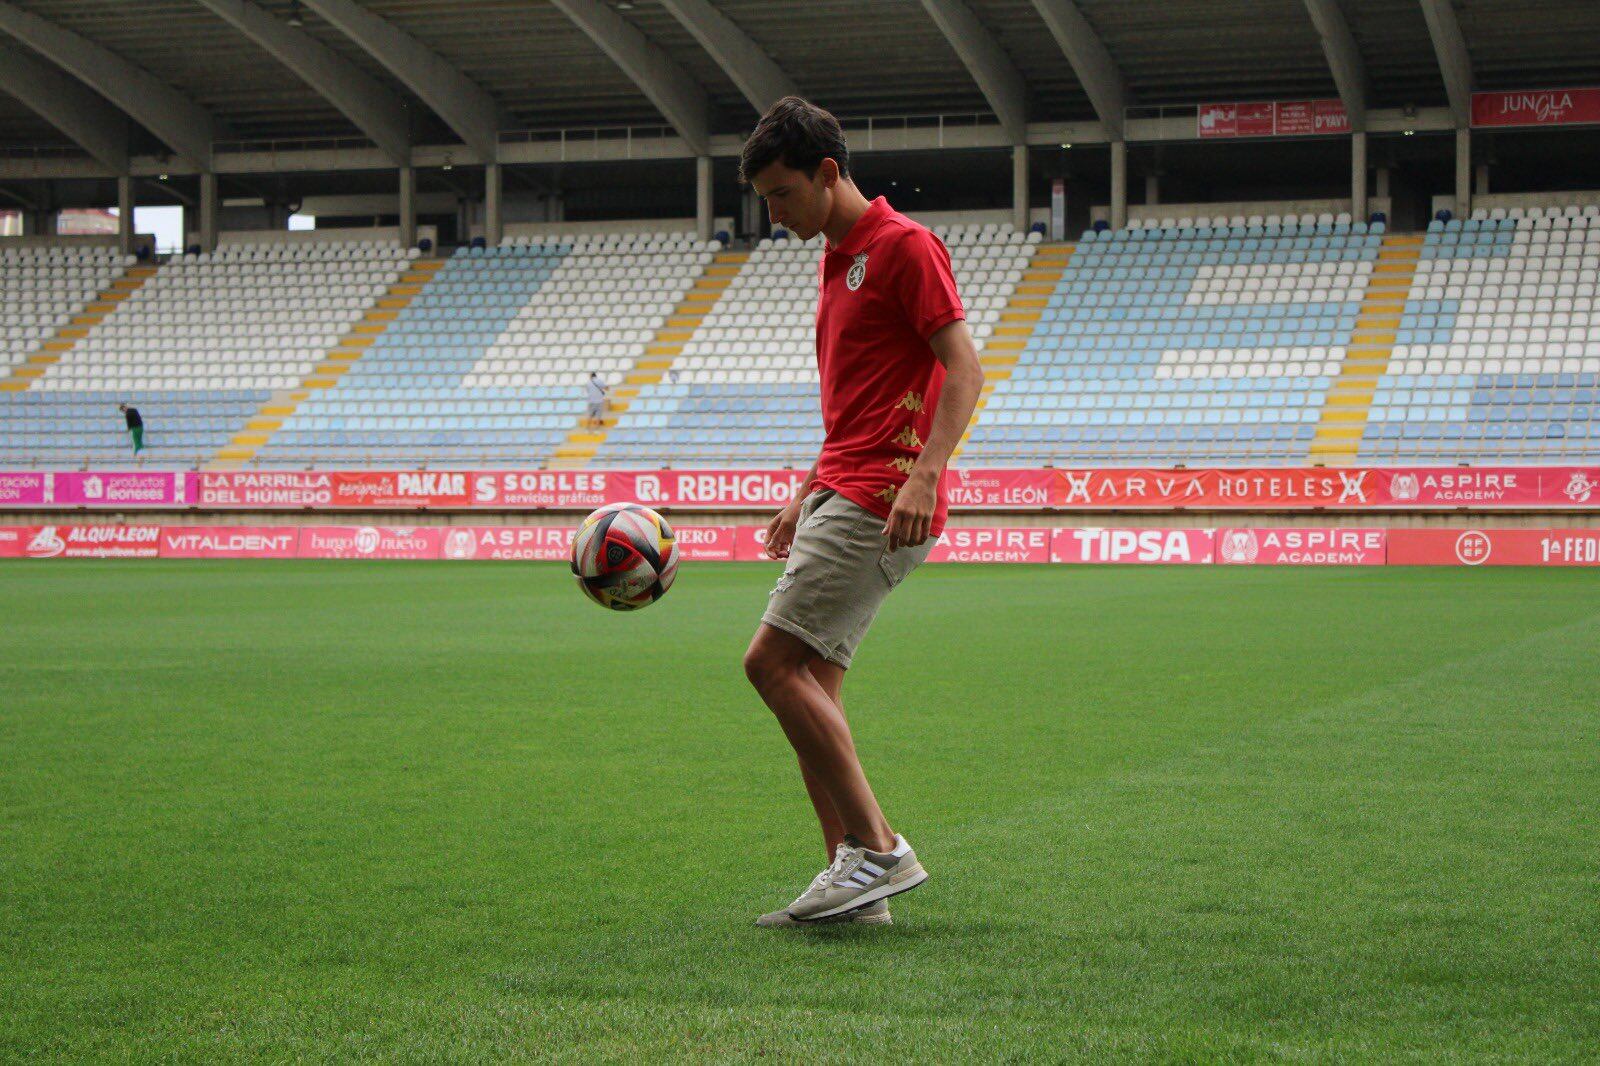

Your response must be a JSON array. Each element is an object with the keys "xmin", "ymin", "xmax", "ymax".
[{"xmin": 118, "ymin": 403, "xmax": 144, "ymax": 455}]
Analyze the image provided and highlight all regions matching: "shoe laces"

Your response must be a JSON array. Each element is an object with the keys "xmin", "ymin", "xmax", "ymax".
[{"xmin": 821, "ymin": 842, "xmax": 865, "ymax": 888}]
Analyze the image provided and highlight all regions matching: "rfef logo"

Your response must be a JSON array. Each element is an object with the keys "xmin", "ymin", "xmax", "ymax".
[{"xmin": 1455, "ymin": 531, "xmax": 1492, "ymax": 565}]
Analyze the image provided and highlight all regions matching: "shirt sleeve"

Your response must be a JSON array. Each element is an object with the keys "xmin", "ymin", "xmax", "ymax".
[{"xmin": 894, "ymin": 228, "xmax": 965, "ymax": 341}]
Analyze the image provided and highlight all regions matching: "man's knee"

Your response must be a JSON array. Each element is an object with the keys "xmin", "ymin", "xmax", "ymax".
[{"xmin": 743, "ymin": 629, "xmax": 807, "ymax": 695}]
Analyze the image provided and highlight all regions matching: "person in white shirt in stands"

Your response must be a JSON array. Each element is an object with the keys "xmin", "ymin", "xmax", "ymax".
[{"xmin": 587, "ymin": 371, "xmax": 609, "ymax": 428}]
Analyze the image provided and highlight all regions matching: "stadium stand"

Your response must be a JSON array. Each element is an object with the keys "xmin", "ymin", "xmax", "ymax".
[
  {"xmin": 960, "ymin": 212, "xmax": 1380, "ymax": 464},
  {"xmin": 4, "ymin": 209, "xmax": 1600, "ymax": 469},
  {"xmin": 1, "ymin": 244, "xmax": 130, "ymax": 382},
  {"xmin": 594, "ymin": 222, "xmax": 1040, "ymax": 464},
  {"xmin": 1361, "ymin": 205, "xmax": 1600, "ymax": 460},
  {"xmin": 251, "ymin": 232, "xmax": 717, "ymax": 466},
  {"xmin": 0, "ymin": 240, "xmax": 410, "ymax": 464}
]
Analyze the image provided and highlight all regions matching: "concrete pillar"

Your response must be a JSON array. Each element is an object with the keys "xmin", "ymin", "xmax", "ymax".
[
  {"xmin": 1144, "ymin": 172, "xmax": 1160, "ymax": 206},
  {"xmin": 117, "ymin": 174, "xmax": 134, "ymax": 254},
  {"xmin": 1109, "ymin": 140, "xmax": 1127, "ymax": 229},
  {"xmin": 398, "ymin": 164, "xmax": 416, "ymax": 247},
  {"xmin": 1475, "ymin": 162, "xmax": 1490, "ymax": 197},
  {"xmin": 741, "ymin": 184, "xmax": 760, "ymax": 238},
  {"xmin": 1375, "ymin": 166, "xmax": 1390, "ymax": 199},
  {"xmin": 695, "ymin": 154, "xmax": 713, "ymax": 241},
  {"xmin": 22, "ymin": 207, "xmax": 55, "ymax": 236},
  {"xmin": 1011, "ymin": 144, "xmax": 1029, "ymax": 231},
  {"xmin": 1351, "ymin": 131, "xmax": 1368, "ymax": 221},
  {"xmin": 1455, "ymin": 127, "xmax": 1471, "ymax": 217},
  {"xmin": 484, "ymin": 162, "xmax": 502, "ymax": 246},
  {"xmin": 199, "ymin": 171, "xmax": 219, "ymax": 252}
]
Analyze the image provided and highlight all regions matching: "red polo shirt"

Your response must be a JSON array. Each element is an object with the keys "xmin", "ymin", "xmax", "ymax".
[{"xmin": 811, "ymin": 197, "xmax": 964, "ymax": 537}]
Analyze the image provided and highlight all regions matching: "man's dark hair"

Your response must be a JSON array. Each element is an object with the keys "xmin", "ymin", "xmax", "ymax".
[{"xmin": 739, "ymin": 97, "xmax": 849, "ymax": 184}]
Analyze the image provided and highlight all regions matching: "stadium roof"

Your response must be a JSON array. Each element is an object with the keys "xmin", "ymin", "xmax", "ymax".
[{"xmin": 0, "ymin": 0, "xmax": 1598, "ymax": 168}]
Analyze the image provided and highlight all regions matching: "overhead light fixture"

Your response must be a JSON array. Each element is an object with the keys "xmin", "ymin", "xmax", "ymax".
[
  {"xmin": 615, "ymin": 0, "xmax": 634, "ymax": 8},
  {"xmin": 1060, "ymin": 142, "xmax": 1073, "ymax": 149},
  {"xmin": 1403, "ymin": 129, "xmax": 1415, "ymax": 137},
  {"xmin": 442, "ymin": 153, "xmax": 453, "ymax": 171},
  {"xmin": 286, "ymin": 0, "xmax": 304, "ymax": 27},
  {"xmin": 158, "ymin": 172, "xmax": 169, "ymax": 181},
  {"xmin": 914, "ymin": 187, "xmax": 921, "ymax": 193}
]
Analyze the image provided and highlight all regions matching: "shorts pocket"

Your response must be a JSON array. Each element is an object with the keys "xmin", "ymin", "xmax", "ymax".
[{"xmin": 877, "ymin": 544, "xmax": 924, "ymax": 589}]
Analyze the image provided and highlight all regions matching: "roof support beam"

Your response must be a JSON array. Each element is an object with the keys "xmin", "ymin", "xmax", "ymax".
[
  {"xmin": 0, "ymin": 40, "xmax": 127, "ymax": 171},
  {"xmin": 194, "ymin": 0, "xmax": 412, "ymax": 165},
  {"xmin": 1029, "ymin": 0, "xmax": 1127, "ymax": 140},
  {"xmin": 0, "ymin": 1, "xmax": 222, "ymax": 169},
  {"xmin": 546, "ymin": 0, "xmax": 710, "ymax": 156},
  {"xmin": 1301, "ymin": 0, "xmax": 1367, "ymax": 132},
  {"xmin": 919, "ymin": 0, "xmax": 1028, "ymax": 143},
  {"xmin": 298, "ymin": 0, "xmax": 502, "ymax": 160},
  {"xmin": 657, "ymin": 0, "xmax": 796, "ymax": 115},
  {"xmin": 1418, "ymin": 0, "xmax": 1473, "ymax": 126}
]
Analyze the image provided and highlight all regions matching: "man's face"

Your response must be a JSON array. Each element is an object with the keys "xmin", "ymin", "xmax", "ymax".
[{"xmin": 750, "ymin": 158, "xmax": 836, "ymax": 241}]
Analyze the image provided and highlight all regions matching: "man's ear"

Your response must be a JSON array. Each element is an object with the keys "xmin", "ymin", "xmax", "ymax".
[{"xmin": 818, "ymin": 157, "xmax": 840, "ymax": 189}]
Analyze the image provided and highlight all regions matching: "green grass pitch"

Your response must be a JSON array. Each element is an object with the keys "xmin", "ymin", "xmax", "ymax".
[{"xmin": 2, "ymin": 560, "xmax": 1597, "ymax": 1061}]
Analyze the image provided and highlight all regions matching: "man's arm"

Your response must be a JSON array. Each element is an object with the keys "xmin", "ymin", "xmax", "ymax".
[
  {"xmin": 764, "ymin": 456, "xmax": 821, "ymax": 560},
  {"xmin": 883, "ymin": 319, "xmax": 985, "ymax": 551}
]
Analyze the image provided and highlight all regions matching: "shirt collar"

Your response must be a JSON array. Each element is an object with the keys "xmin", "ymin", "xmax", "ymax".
[{"xmin": 826, "ymin": 196, "xmax": 892, "ymax": 257}]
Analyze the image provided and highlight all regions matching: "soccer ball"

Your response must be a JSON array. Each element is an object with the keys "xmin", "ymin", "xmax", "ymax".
[{"xmin": 571, "ymin": 502, "xmax": 679, "ymax": 610}]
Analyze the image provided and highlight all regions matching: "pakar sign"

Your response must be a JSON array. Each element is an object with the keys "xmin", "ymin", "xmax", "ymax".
[
  {"xmin": 1472, "ymin": 88, "xmax": 1600, "ymax": 128},
  {"xmin": 1199, "ymin": 99, "xmax": 1349, "ymax": 139}
]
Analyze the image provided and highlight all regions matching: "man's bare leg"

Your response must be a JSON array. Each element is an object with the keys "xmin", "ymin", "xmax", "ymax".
[
  {"xmin": 799, "ymin": 657, "xmax": 848, "ymax": 858},
  {"xmin": 744, "ymin": 623, "xmax": 895, "ymax": 852}
]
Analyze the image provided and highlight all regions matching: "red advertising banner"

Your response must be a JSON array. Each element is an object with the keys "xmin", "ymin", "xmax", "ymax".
[
  {"xmin": 1388, "ymin": 528, "xmax": 1600, "ymax": 567},
  {"xmin": 673, "ymin": 525, "xmax": 740, "ymax": 562},
  {"xmin": 19, "ymin": 466, "xmax": 1600, "ymax": 512},
  {"xmin": 1051, "ymin": 466, "xmax": 1600, "ymax": 509},
  {"xmin": 945, "ymin": 468, "xmax": 1057, "ymax": 509},
  {"xmin": 332, "ymin": 471, "xmax": 474, "ymax": 509},
  {"xmin": 441, "ymin": 526, "xmax": 575, "ymax": 561},
  {"xmin": 297, "ymin": 525, "xmax": 447, "ymax": 560},
  {"xmin": 18, "ymin": 524, "xmax": 162, "ymax": 558},
  {"xmin": 1051, "ymin": 527, "xmax": 1215, "ymax": 565},
  {"xmin": 7, "ymin": 522, "xmax": 1600, "ymax": 566},
  {"xmin": 1214, "ymin": 527, "xmax": 1386, "ymax": 566},
  {"xmin": 734, "ymin": 525, "xmax": 772, "ymax": 562},
  {"xmin": 0, "ymin": 473, "xmax": 47, "ymax": 507},
  {"xmin": 197, "ymin": 471, "xmax": 336, "ymax": 508},
  {"xmin": 1199, "ymin": 99, "xmax": 1348, "ymax": 138},
  {"xmin": 927, "ymin": 527, "xmax": 1053, "ymax": 564},
  {"xmin": 1472, "ymin": 88, "xmax": 1600, "ymax": 128},
  {"xmin": 441, "ymin": 524, "xmax": 579, "ymax": 560},
  {"xmin": 159, "ymin": 525, "xmax": 300, "ymax": 559},
  {"xmin": 0, "ymin": 525, "xmax": 32, "ymax": 557}
]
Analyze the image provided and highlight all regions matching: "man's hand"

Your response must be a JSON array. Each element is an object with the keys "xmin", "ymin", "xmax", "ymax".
[
  {"xmin": 883, "ymin": 470, "xmax": 938, "ymax": 552},
  {"xmin": 764, "ymin": 496, "xmax": 805, "ymax": 559}
]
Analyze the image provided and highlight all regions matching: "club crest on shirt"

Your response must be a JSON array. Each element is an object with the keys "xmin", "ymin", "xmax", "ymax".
[{"xmin": 846, "ymin": 253, "xmax": 869, "ymax": 291}]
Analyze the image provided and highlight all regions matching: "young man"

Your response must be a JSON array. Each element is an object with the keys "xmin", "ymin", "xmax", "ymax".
[
  {"xmin": 739, "ymin": 98, "xmax": 984, "ymax": 927},
  {"xmin": 586, "ymin": 371, "xmax": 608, "ymax": 427},
  {"xmin": 118, "ymin": 404, "xmax": 144, "ymax": 455}
]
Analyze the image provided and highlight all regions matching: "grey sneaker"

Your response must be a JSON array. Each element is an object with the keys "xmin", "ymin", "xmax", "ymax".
[
  {"xmin": 786, "ymin": 833, "xmax": 927, "ymax": 923},
  {"xmin": 756, "ymin": 899, "xmax": 891, "ymax": 927}
]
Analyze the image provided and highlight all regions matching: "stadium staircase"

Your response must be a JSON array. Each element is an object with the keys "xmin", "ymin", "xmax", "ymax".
[
  {"xmin": 956, "ymin": 242, "xmax": 1073, "ymax": 459},
  {"xmin": 1310, "ymin": 233, "xmax": 1421, "ymax": 463},
  {"xmin": 547, "ymin": 248, "xmax": 743, "ymax": 467},
  {"xmin": 212, "ymin": 257, "xmax": 446, "ymax": 467},
  {"xmin": 0, "ymin": 263, "xmax": 156, "ymax": 394}
]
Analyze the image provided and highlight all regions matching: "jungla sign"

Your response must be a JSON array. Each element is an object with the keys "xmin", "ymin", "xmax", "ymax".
[{"xmin": 1471, "ymin": 88, "xmax": 1600, "ymax": 128}]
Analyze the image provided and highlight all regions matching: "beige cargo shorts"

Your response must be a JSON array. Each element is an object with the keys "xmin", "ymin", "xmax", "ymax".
[{"xmin": 760, "ymin": 488, "xmax": 935, "ymax": 668}]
